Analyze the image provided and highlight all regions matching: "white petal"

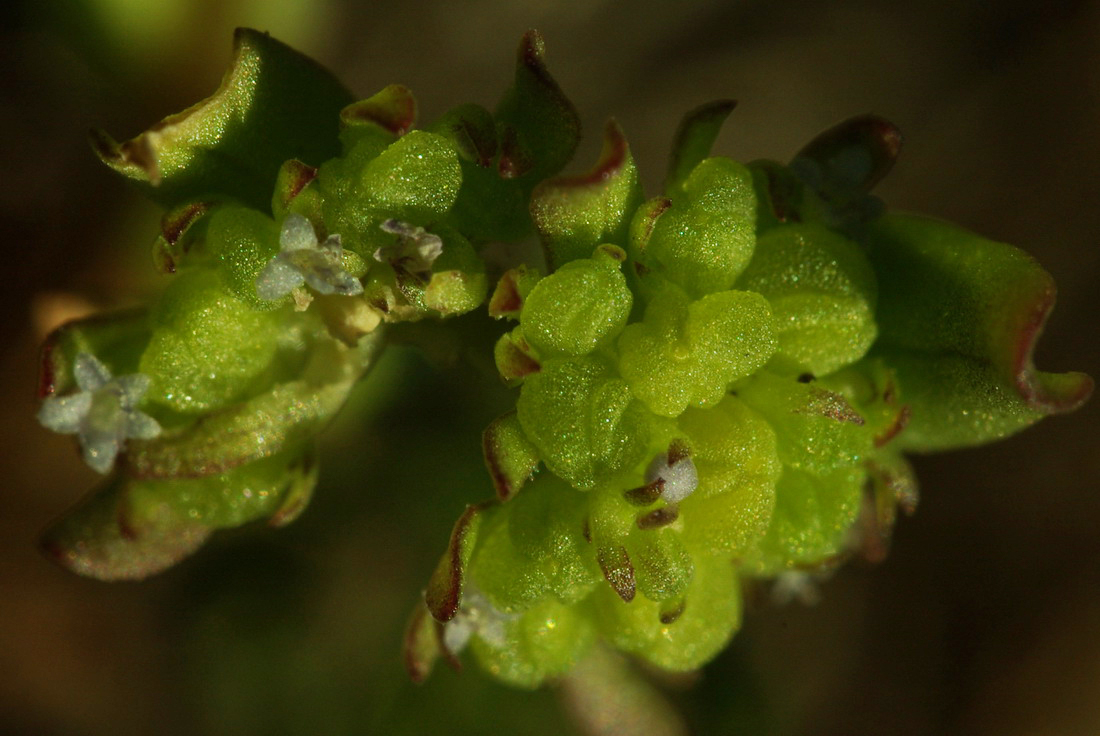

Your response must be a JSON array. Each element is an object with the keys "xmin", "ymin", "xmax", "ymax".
[
  {"xmin": 379, "ymin": 219, "xmax": 414, "ymax": 237},
  {"xmin": 304, "ymin": 270, "xmax": 362, "ymax": 296},
  {"xmin": 74, "ymin": 353, "xmax": 112, "ymax": 392},
  {"xmin": 38, "ymin": 392, "xmax": 92, "ymax": 434},
  {"xmin": 125, "ymin": 411, "xmax": 162, "ymax": 440},
  {"xmin": 442, "ymin": 618, "xmax": 473, "ymax": 655},
  {"xmin": 372, "ymin": 245, "xmax": 392, "ymax": 264},
  {"xmin": 646, "ymin": 453, "xmax": 698, "ymax": 503},
  {"xmin": 82, "ymin": 433, "xmax": 120, "ymax": 474},
  {"xmin": 114, "ymin": 373, "xmax": 151, "ymax": 405},
  {"xmin": 280, "ymin": 213, "xmax": 318, "ymax": 252},
  {"xmin": 318, "ymin": 234, "xmax": 343, "ymax": 256},
  {"xmin": 256, "ymin": 258, "xmax": 304, "ymax": 301}
]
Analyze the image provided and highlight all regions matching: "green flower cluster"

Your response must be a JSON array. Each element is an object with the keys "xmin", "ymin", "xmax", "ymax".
[
  {"xmin": 37, "ymin": 29, "xmax": 1089, "ymax": 689},
  {"xmin": 410, "ymin": 111, "xmax": 925, "ymax": 686}
]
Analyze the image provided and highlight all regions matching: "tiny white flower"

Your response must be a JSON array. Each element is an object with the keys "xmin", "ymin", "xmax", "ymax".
[
  {"xmin": 256, "ymin": 214, "xmax": 363, "ymax": 302},
  {"xmin": 375, "ymin": 219, "xmax": 443, "ymax": 281},
  {"xmin": 441, "ymin": 585, "xmax": 515, "ymax": 655},
  {"xmin": 771, "ymin": 569, "xmax": 830, "ymax": 606},
  {"xmin": 645, "ymin": 445, "xmax": 698, "ymax": 504},
  {"xmin": 37, "ymin": 353, "xmax": 161, "ymax": 474}
]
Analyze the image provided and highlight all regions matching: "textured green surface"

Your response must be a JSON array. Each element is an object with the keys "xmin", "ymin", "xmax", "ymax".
[
  {"xmin": 39, "ymin": 29, "xmax": 1092, "ymax": 695},
  {"xmin": 92, "ymin": 29, "xmax": 353, "ymax": 210},
  {"xmin": 867, "ymin": 213, "xmax": 1092, "ymax": 450}
]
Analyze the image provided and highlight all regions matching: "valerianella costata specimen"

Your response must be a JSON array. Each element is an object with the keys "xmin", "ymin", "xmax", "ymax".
[{"xmin": 37, "ymin": 29, "xmax": 1090, "ymax": 687}]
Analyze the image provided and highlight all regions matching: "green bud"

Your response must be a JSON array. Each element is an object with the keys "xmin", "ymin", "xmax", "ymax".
[
  {"xmin": 468, "ymin": 597, "xmax": 596, "ymax": 689},
  {"xmin": 741, "ymin": 464, "xmax": 865, "ymax": 575},
  {"xmin": 617, "ymin": 283, "xmax": 778, "ymax": 417},
  {"xmin": 519, "ymin": 246, "xmax": 632, "ymax": 358},
  {"xmin": 593, "ymin": 551, "xmax": 741, "ymax": 672},
  {"xmin": 676, "ymin": 396, "xmax": 781, "ymax": 555},
  {"xmin": 140, "ymin": 269, "xmax": 283, "ymax": 414},
  {"xmin": 737, "ymin": 223, "xmax": 877, "ymax": 376},
  {"xmin": 517, "ymin": 356, "xmax": 649, "ymax": 490},
  {"xmin": 737, "ymin": 370, "xmax": 872, "ymax": 477},
  {"xmin": 641, "ymin": 157, "xmax": 756, "ymax": 297}
]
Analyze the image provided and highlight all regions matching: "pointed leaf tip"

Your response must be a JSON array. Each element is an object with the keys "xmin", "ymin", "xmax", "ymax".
[
  {"xmin": 91, "ymin": 28, "xmax": 353, "ymax": 210},
  {"xmin": 482, "ymin": 411, "xmax": 540, "ymax": 501},
  {"xmin": 404, "ymin": 603, "xmax": 444, "ymax": 684},
  {"xmin": 340, "ymin": 84, "xmax": 418, "ymax": 136},
  {"xmin": 867, "ymin": 213, "xmax": 1092, "ymax": 450},
  {"xmin": 666, "ymin": 99, "xmax": 737, "ymax": 195},
  {"xmin": 792, "ymin": 114, "xmax": 902, "ymax": 199},
  {"xmin": 531, "ymin": 119, "xmax": 642, "ymax": 267},
  {"xmin": 495, "ymin": 29, "xmax": 581, "ymax": 185},
  {"xmin": 425, "ymin": 502, "xmax": 491, "ymax": 621}
]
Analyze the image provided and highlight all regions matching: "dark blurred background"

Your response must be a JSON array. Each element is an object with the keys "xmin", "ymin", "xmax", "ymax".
[{"xmin": 1, "ymin": 1, "xmax": 1098, "ymax": 734}]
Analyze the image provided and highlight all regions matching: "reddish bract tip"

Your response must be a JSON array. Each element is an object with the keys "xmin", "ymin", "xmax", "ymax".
[
  {"xmin": 340, "ymin": 84, "xmax": 418, "ymax": 136},
  {"xmin": 597, "ymin": 544, "xmax": 636, "ymax": 602}
]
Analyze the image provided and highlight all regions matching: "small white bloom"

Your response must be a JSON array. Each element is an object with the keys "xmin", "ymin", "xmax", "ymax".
[
  {"xmin": 441, "ymin": 585, "xmax": 515, "ymax": 655},
  {"xmin": 770, "ymin": 569, "xmax": 830, "ymax": 606},
  {"xmin": 37, "ymin": 353, "xmax": 161, "ymax": 474},
  {"xmin": 645, "ymin": 445, "xmax": 698, "ymax": 503},
  {"xmin": 256, "ymin": 214, "xmax": 363, "ymax": 302},
  {"xmin": 375, "ymin": 219, "xmax": 443, "ymax": 281}
]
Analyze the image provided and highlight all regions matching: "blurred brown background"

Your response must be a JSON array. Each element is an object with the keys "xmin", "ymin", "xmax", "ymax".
[{"xmin": 1, "ymin": 0, "xmax": 1098, "ymax": 734}]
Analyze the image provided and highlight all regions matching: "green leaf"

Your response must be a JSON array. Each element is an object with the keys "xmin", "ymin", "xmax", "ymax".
[
  {"xmin": 740, "ymin": 464, "xmax": 865, "ymax": 575},
  {"xmin": 519, "ymin": 245, "xmax": 633, "ymax": 358},
  {"xmin": 495, "ymin": 30, "xmax": 581, "ymax": 185},
  {"xmin": 530, "ymin": 120, "xmax": 644, "ymax": 268},
  {"xmin": 593, "ymin": 551, "xmax": 741, "ymax": 672},
  {"xmin": 736, "ymin": 222, "xmax": 877, "ymax": 376},
  {"xmin": 517, "ymin": 356, "xmax": 650, "ymax": 490},
  {"xmin": 866, "ymin": 213, "xmax": 1092, "ymax": 451},
  {"xmin": 90, "ymin": 28, "xmax": 354, "ymax": 211},
  {"xmin": 40, "ymin": 451, "xmax": 312, "ymax": 581},
  {"xmin": 641, "ymin": 157, "xmax": 757, "ymax": 297},
  {"xmin": 665, "ymin": 99, "xmax": 737, "ymax": 196}
]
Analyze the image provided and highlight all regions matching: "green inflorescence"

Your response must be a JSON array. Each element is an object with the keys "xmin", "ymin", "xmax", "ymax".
[{"xmin": 39, "ymin": 29, "xmax": 1090, "ymax": 688}]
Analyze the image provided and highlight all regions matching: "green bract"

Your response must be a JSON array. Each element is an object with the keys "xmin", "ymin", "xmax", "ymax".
[{"xmin": 39, "ymin": 28, "xmax": 1090, "ymax": 693}]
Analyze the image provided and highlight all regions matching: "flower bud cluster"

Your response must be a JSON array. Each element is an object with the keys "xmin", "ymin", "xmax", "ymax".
[{"xmin": 37, "ymin": 30, "xmax": 1089, "ymax": 687}]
